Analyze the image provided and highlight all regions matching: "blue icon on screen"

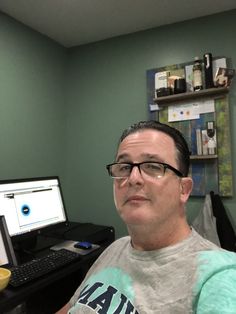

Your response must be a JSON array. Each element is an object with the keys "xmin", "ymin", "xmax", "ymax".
[{"xmin": 21, "ymin": 204, "xmax": 31, "ymax": 216}]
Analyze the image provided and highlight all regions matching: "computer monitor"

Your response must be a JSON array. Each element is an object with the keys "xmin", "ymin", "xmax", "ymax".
[{"xmin": 0, "ymin": 176, "xmax": 68, "ymax": 241}]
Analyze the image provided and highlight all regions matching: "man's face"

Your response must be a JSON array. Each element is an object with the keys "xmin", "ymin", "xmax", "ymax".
[{"xmin": 113, "ymin": 129, "xmax": 191, "ymax": 228}]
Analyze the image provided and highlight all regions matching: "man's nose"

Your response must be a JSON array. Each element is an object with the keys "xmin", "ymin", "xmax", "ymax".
[{"xmin": 128, "ymin": 165, "xmax": 144, "ymax": 184}]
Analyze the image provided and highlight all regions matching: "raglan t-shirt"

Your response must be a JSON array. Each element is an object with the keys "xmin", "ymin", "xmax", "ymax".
[{"xmin": 68, "ymin": 229, "xmax": 236, "ymax": 313}]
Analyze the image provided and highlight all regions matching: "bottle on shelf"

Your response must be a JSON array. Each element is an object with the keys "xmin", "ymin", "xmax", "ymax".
[
  {"xmin": 192, "ymin": 57, "xmax": 203, "ymax": 91},
  {"xmin": 203, "ymin": 53, "xmax": 214, "ymax": 89}
]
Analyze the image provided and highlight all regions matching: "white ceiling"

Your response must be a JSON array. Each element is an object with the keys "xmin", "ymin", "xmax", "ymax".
[{"xmin": 0, "ymin": 0, "xmax": 236, "ymax": 48}]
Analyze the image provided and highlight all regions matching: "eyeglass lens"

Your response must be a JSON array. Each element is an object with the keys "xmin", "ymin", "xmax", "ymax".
[{"xmin": 109, "ymin": 162, "xmax": 166, "ymax": 178}]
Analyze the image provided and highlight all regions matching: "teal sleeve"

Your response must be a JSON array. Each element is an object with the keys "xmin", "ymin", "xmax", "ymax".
[{"xmin": 196, "ymin": 269, "xmax": 236, "ymax": 314}]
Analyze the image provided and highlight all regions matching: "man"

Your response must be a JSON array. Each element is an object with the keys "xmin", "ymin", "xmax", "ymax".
[{"xmin": 58, "ymin": 120, "xmax": 236, "ymax": 313}]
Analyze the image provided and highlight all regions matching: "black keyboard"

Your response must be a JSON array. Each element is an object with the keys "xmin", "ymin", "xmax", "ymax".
[{"xmin": 9, "ymin": 249, "xmax": 81, "ymax": 287}]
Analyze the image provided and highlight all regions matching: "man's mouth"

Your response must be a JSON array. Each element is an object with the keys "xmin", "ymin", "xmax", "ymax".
[{"xmin": 125, "ymin": 195, "xmax": 148, "ymax": 204}]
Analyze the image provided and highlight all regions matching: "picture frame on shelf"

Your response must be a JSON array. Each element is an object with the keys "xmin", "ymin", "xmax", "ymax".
[{"xmin": 214, "ymin": 67, "xmax": 235, "ymax": 87}]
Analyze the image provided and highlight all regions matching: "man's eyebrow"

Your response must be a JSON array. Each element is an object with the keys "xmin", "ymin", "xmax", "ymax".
[
  {"xmin": 116, "ymin": 153, "xmax": 129, "ymax": 162},
  {"xmin": 116, "ymin": 153, "xmax": 165, "ymax": 162}
]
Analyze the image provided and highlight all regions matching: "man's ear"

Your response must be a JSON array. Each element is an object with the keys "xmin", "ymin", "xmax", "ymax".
[{"xmin": 180, "ymin": 177, "xmax": 193, "ymax": 203}]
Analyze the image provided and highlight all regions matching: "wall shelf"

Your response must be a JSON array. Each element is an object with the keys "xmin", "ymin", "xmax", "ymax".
[
  {"xmin": 190, "ymin": 154, "xmax": 218, "ymax": 160},
  {"xmin": 147, "ymin": 58, "xmax": 233, "ymax": 196},
  {"xmin": 154, "ymin": 86, "xmax": 229, "ymax": 106}
]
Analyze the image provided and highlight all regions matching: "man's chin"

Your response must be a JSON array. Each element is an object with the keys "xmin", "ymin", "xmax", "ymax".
[{"xmin": 121, "ymin": 212, "xmax": 150, "ymax": 225}]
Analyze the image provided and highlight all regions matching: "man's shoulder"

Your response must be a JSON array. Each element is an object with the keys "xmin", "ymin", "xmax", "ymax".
[
  {"xmin": 87, "ymin": 236, "xmax": 131, "ymax": 270},
  {"xmin": 195, "ymin": 249, "xmax": 236, "ymax": 290},
  {"xmin": 198, "ymin": 249, "xmax": 236, "ymax": 268},
  {"xmin": 106, "ymin": 236, "xmax": 131, "ymax": 250},
  {"xmin": 193, "ymin": 250, "xmax": 236, "ymax": 313},
  {"xmin": 190, "ymin": 228, "xmax": 220, "ymax": 251}
]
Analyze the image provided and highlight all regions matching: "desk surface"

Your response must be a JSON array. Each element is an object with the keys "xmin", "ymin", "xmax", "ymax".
[{"xmin": 0, "ymin": 222, "xmax": 114, "ymax": 313}]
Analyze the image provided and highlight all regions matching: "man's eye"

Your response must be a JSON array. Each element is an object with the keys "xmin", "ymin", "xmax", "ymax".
[
  {"xmin": 145, "ymin": 163, "xmax": 162, "ymax": 171},
  {"xmin": 118, "ymin": 164, "xmax": 130, "ymax": 171}
]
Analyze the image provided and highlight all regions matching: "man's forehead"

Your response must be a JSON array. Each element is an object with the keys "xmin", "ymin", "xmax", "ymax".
[
  {"xmin": 119, "ymin": 129, "xmax": 174, "ymax": 147},
  {"xmin": 116, "ymin": 152, "xmax": 165, "ymax": 162},
  {"xmin": 116, "ymin": 130, "xmax": 176, "ymax": 160}
]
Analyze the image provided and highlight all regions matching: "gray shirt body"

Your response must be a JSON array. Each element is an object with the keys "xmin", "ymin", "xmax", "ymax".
[{"xmin": 68, "ymin": 229, "xmax": 236, "ymax": 314}]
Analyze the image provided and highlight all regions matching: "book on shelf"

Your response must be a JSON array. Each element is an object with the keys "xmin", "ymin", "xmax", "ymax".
[
  {"xmin": 201, "ymin": 130, "xmax": 209, "ymax": 155},
  {"xmin": 196, "ymin": 129, "xmax": 202, "ymax": 155}
]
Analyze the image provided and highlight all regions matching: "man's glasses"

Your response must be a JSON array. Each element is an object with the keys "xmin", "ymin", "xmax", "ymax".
[{"xmin": 106, "ymin": 161, "xmax": 183, "ymax": 179}]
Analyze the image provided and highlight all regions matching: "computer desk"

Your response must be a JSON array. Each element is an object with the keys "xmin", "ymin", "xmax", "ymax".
[{"xmin": 0, "ymin": 223, "xmax": 115, "ymax": 314}]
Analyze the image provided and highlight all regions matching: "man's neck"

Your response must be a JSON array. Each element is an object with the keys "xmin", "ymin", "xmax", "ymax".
[{"xmin": 127, "ymin": 220, "xmax": 191, "ymax": 251}]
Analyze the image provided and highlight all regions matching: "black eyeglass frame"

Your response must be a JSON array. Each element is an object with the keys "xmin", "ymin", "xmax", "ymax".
[{"xmin": 106, "ymin": 161, "xmax": 184, "ymax": 178}]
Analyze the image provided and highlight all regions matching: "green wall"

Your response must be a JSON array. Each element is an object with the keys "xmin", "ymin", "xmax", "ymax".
[
  {"xmin": 0, "ymin": 13, "xmax": 67, "ymax": 181},
  {"xmin": 64, "ymin": 10, "xmax": 236, "ymax": 238},
  {"xmin": 1, "ymin": 10, "xmax": 236, "ymax": 239}
]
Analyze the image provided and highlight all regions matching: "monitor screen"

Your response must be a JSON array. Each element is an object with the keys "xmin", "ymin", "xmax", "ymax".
[{"xmin": 0, "ymin": 176, "xmax": 67, "ymax": 237}]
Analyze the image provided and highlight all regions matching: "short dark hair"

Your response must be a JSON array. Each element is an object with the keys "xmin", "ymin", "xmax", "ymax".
[{"xmin": 118, "ymin": 120, "xmax": 191, "ymax": 176}]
